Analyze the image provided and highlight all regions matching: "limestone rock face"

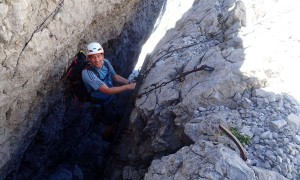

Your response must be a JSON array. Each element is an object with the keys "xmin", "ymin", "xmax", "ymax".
[
  {"xmin": 2, "ymin": 0, "xmax": 300, "ymax": 178},
  {"xmin": 0, "ymin": 0, "xmax": 151, "ymax": 178},
  {"xmin": 122, "ymin": 0, "xmax": 300, "ymax": 179},
  {"xmin": 144, "ymin": 141, "xmax": 287, "ymax": 180}
]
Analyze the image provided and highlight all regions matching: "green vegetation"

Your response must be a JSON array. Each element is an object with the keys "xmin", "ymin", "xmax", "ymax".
[{"xmin": 230, "ymin": 127, "xmax": 251, "ymax": 145}]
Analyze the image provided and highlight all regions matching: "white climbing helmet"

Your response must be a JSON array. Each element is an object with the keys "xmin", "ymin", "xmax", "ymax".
[{"xmin": 86, "ymin": 42, "xmax": 104, "ymax": 55}]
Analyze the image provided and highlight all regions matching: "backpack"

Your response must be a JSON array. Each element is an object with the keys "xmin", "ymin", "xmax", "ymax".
[{"xmin": 66, "ymin": 50, "xmax": 110, "ymax": 102}]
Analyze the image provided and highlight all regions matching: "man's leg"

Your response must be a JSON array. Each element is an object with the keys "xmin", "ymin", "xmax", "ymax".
[{"xmin": 102, "ymin": 97, "xmax": 120, "ymax": 141}]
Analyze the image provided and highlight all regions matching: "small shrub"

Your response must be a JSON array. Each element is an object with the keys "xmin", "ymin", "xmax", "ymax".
[{"xmin": 230, "ymin": 127, "xmax": 251, "ymax": 145}]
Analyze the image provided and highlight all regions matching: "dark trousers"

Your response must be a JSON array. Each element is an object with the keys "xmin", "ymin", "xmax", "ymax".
[{"xmin": 92, "ymin": 96, "xmax": 121, "ymax": 125}]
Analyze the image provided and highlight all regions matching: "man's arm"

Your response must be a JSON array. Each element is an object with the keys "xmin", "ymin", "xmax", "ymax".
[
  {"xmin": 113, "ymin": 74, "xmax": 129, "ymax": 84},
  {"xmin": 98, "ymin": 83, "xmax": 136, "ymax": 95}
]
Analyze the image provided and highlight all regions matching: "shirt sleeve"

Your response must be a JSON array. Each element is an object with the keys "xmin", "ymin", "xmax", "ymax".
[{"xmin": 82, "ymin": 69, "xmax": 105, "ymax": 91}]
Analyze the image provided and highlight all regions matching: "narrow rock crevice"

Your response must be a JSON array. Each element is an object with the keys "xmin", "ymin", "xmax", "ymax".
[{"xmin": 4, "ymin": 0, "xmax": 165, "ymax": 179}]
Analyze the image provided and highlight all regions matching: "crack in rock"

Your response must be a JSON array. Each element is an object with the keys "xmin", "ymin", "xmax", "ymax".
[{"xmin": 12, "ymin": 0, "xmax": 64, "ymax": 78}]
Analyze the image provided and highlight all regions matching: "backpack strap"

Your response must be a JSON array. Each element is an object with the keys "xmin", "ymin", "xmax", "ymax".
[
  {"xmin": 102, "ymin": 61, "xmax": 111, "ymax": 80},
  {"xmin": 103, "ymin": 60, "xmax": 110, "ymax": 72},
  {"xmin": 88, "ymin": 66, "xmax": 101, "ymax": 79}
]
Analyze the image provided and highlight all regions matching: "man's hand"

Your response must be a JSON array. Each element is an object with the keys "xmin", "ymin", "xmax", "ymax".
[{"xmin": 127, "ymin": 83, "xmax": 136, "ymax": 90}]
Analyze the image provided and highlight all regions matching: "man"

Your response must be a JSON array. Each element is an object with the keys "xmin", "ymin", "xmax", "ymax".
[{"xmin": 82, "ymin": 42, "xmax": 136, "ymax": 140}]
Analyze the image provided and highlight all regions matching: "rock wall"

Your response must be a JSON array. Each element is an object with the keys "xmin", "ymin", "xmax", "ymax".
[
  {"xmin": 113, "ymin": 0, "xmax": 300, "ymax": 179},
  {"xmin": 1, "ymin": 0, "xmax": 300, "ymax": 179},
  {"xmin": 0, "ymin": 0, "xmax": 164, "ymax": 178},
  {"xmin": 145, "ymin": 141, "xmax": 287, "ymax": 180}
]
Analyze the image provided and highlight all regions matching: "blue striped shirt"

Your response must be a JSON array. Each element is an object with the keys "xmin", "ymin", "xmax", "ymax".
[{"xmin": 82, "ymin": 59, "xmax": 116, "ymax": 101}]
